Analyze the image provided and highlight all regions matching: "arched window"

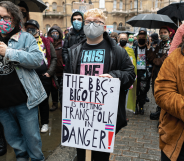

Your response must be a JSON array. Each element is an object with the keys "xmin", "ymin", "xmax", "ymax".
[
  {"xmin": 119, "ymin": 22, "xmax": 123, "ymax": 27},
  {"xmin": 130, "ymin": 1, "xmax": 132, "ymax": 9},
  {"xmin": 134, "ymin": 0, "xmax": 137, "ymax": 8},
  {"xmin": 46, "ymin": 24, "xmax": 51, "ymax": 32},
  {"xmin": 119, "ymin": 0, "xmax": 123, "ymax": 10},
  {"xmin": 45, "ymin": 2, "xmax": 49, "ymax": 10},
  {"xmin": 53, "ymin": 24, "xmax": 58, "ymax": 27},
  {"xmin": 113, "ymin": 22, "xmax": 117, "ymax": 30},
  {"xmin": 52, "ymin": 2, "xmax": 57, "ymax": 11},
  {"xmin": 113, "ymin": 0, "xmax": 117, "ymax": 9},
  {"xmin": 62, "ymin": 2, "xmax": 65, "ymax": 12},
  {"xmin": 99, "ymin": 0, "xmax": 105, "ymax": 8}
]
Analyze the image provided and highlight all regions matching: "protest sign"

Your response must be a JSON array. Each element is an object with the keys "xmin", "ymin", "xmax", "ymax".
[{"xmin": 61, "ymin": 74, "xmax": 120, "ymax": 153}]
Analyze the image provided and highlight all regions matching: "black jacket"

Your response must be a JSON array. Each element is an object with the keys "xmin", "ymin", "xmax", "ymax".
[
  {"xmin": 62, "ymin": 29, "xmax": 86, "ymax": 64},
  {"xmin": 59, "ymin": 32, "xmax": 136, "ymax": 132}
]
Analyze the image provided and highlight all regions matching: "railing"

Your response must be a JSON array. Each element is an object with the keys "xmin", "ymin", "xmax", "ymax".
[{"xmin": 43, "ymin": 6, "xmax": 65, "ymax": 18}]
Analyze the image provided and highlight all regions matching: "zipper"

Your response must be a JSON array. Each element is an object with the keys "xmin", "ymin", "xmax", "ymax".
[{"xmin": 170, "ymin": 128, "xmax": 184, "ymax": 159}]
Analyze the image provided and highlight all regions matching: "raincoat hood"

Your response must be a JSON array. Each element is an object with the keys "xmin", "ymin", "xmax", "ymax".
[{"xmin": 48, "ymin": 26, "xmax": 63, "ymax": 40}]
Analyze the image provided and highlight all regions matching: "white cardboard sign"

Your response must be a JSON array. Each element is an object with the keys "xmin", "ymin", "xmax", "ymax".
[{"xmin": 61, "ymin": 73, "xmax": 120, "ymax": 153}]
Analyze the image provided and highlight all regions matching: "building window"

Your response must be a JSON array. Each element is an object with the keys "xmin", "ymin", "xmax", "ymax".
[
  {"xmin": 72, "ymin": 1, "xmax": 76, "ymax": 9},
  {"xmin": 52, "ymin": 2, "xmax": 57, "ymax": 11},
  {"xmin": 99, "ymin": 0, "xmax": 105, "ymax": 8},
  {"xmin": 53, "ymin": 24, "xmax": 58, "ymax": 26},
  {"xmin": 46, "ymin": 24, "xmax": 50, "ymax": 32},
  {"xmin": 45, "ymin": 2, "xmax": 49, "ymax": 10},
  {"xmin": 155, "ymin": 0, "xmax": 158, "ymax": 8},
  {"xmin": 62, "ymin": 2, "xmax": 65, "ymax": 12},
  {"xmin": 130, "ymin": 1, "xmax": 132, "ymax": 9},
  {"xmin": 113, "ymin": 0, "xmax": 117, "ymax": 9},
  {"xmin": 113, "ymin": 22, "xmax": 117, "ymax": 30},
  {"xmin": 119, "ymin": 0, "xmax": 123, "ymax": 10},
  {"xmin": 140, "ymin": 0, "xmax": 142, "ymax": 9},
  {"xmin": 119, "ymin": 22, "xmax": 123, "ymax": 27},
  {"xmin": 134, "ymin": 0, "xmax": 137, "ymax": 8}
]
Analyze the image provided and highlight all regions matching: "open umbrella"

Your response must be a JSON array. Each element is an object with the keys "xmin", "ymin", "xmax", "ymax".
[
  {"xmin": 0, "ymin": 0, "xmax": 47, "ymax": 12},
  {"xmin": 157, "ymin": 2, "xmax": 184, "ymax": 25},
  {"xmin": 126, "ymin": 14, "xmax": 177, "ymax": 30}
]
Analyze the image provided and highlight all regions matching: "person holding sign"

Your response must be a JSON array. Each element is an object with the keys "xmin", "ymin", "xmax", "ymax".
[{"xmin": 60, "ymin": 8, "xmax": 135, "ymax": 161}]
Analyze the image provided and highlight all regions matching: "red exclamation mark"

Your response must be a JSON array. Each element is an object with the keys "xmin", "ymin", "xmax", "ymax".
[{"xmin": 108, "ymin": 131, "xmax": 114, "ymax": 149}]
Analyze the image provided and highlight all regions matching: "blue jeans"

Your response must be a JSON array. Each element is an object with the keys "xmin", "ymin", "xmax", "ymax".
[{"xmin": 0, "ymin": 103, "xmax": 44, "ymax": 161}]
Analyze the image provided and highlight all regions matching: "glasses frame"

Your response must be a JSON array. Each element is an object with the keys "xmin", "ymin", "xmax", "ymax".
[
  {"xmin": 84, "ymin": 20, "xmax": 104, "ymax": 27},
  {"xmin": 0, "ymin": 16, "xmax": 12, "ymax": 22}
]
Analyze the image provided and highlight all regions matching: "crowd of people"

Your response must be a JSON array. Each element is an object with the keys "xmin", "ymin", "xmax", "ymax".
[{"xmin": 0, "ymin": 1, "xmax": 184, "ymax": 161}]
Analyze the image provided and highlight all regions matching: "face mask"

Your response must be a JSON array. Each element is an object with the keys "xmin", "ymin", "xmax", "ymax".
[
  {"xmin": 0, "ymin": 19, "xmax": 14, "ymax": 34},
  {"xmin": 26, "ymin": 28, "xmax": 37, "ymax": 36},
  {"xmin": 120, "ymin": 40, "xmax": 127, "ymax": 47},
  {"xmin": 128, "ymin": 38, "xmax": 134, "ymax": 42},
  {"xmin": 84, "ymin": 23, "xmax": 104, "ymax": 39},
  {"xmin": 73, "ymin": 20, "xmax": 82, "ymax": 31},
  {"xmin": 160, "ymin": 35, "xmax": 169, "ymax": 41},
  {"xmin": 138, "ymin": 39, "xmax": 146, "ymax": 45},
  {"xmin": 52, "ymin": 34, "xmax": 59, "ymax": 40},
  {"xmin": 22, "ymin": 12, "xmax": 27, "ymax": 18}
]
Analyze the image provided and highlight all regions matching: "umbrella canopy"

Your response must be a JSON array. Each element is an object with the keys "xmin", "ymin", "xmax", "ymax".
[
  {"xmin": 157, "ymin": 2, "xmax": 184, "ymax": 21},
  {"xmin": 0, "ymin": 0, "xmax": 47, "ymax": 12},
  {"xmin": 126, "ymin": 14, "xmax": 178, "ymax": 30}
]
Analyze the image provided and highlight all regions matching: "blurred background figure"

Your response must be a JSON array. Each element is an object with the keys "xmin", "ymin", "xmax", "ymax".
[
  {"xmin": 48, "ymin": 26, "xmax": 64, "ymax": 111},
  {"xmin": 18, "ymin": 1, "xmax": 30, "ymax": 24},
  {"xmin": 110, "ymin": 32, "xmax": 118, "ymax": 44}
]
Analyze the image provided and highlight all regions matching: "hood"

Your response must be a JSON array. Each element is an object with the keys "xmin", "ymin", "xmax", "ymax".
[
  {"xmin": 71, "ymin": 11, "xmax": 84, "ymax": 32},
  {"xmin": 48, "ymin": 26, "xmax": 63, "ymax": 40}
]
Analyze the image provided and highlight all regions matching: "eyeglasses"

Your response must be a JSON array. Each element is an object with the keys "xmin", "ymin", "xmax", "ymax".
[
  {"xmin": 84, "ymin": 20, "xmax": 104, "ymax": 27},
  {"xmin": 0, "ymin": 16, "xmax": 12, "ymax": 22}
]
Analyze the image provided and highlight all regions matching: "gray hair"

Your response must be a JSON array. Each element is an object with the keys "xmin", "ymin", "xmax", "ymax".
[{"xmin": 0, "ymin": 1, "xmax": 23, "ymax": 31}]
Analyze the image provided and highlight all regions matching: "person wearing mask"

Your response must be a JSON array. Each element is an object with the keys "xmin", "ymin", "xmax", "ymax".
[
  {"xmin": 62, "ymin": 11, "xmax": 86, "ymax": 64},
  {"xmin": 59, "ymin": 8, "xmax": 135, "ymax": 161},
  {"xmin": 138, "ymin": 28, "xmax": 151, "ymax": 103},
  {"xmin": 18, "ymin": 1, "xmax": 30, "ymax": 24},
  {"xmin": 48, "ymin": 26, "xmax": 64, "ymax": 111},
  {"xmin": 150, "ymin": 33, "xmax": 160, "ymax": 49},
  {"xmin": 148, "ymin": 26, "xmax": 170, "ymax": 120},
  {"xmin": 119, "ymin": 33, "xmax": 137, "ymax": 113},
  {"xmin": 128, "ymin": 34, "xmax": 134, "ymax": 48},
  {"xmin": 25, "ymin": 20, "xmax": 57, "ymax": 132},
  {"xmin": 0, "ymin": 1, "xmax": 46, "ymax": 160},
  {"xmin": 63, "ymin": 29, "xmax": 69, "ymax": 39},
  {"xmin": 134, "ymin": 31, "xmax": 148, "ymax": 115},
  {"xmin": 110, "ymin": 32, "xmax": 118, "ymax": 44}
]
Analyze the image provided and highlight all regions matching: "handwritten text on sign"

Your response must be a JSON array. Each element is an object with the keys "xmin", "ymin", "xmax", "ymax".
[{"xmin": 61, "ymin": 74, "xmax": 120, "ymax": 153}]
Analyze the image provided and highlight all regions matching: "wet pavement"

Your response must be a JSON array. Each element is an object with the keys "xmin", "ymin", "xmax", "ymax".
[{"xmin": 0, "ymin": 89, "xmax": 160, "ymax": 161}]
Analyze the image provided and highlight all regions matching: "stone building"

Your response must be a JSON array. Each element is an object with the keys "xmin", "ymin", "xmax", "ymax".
[{"xmin": 29, "ymin": 0, "xmax": 182, "ymax": 34}]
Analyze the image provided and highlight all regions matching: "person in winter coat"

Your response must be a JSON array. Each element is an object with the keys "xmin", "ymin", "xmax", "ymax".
[
  {"xmin": 48, "ymin": 26, "xmax": 64, "ymax": 111},
  {"xmin": 0, "ymin": 2, "xmax": 46, "ymax": 160},
  {"xmin": 59, "ymin": 8, "xmax": 135, "ymax": 161},
  {"xmin": 62, "ymin": 11, "xmax": 86, "ymax": 64},
  {"xmin": 154, "ymin": 37, "xmax": 184, "ymax": 161},
  {"xmin": 148, "ymin": 26, "xmax": 170, "ymax": 120},
  {"xmin": 25, "ymin": 19, "xmax": 57, "ymax": 133}
]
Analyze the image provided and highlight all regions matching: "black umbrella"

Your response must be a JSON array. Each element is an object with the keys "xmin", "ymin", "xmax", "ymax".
[
  {"xmin": 157, "ymin": 2, "xmax": 184, "ymax": 24},
  {"xmin": 1, "ymin": 0, "xmax": 47, "ymax": 12},
  {"xmin": 126, "ymin": 14, "xmax": 178, "ymax": 30}
]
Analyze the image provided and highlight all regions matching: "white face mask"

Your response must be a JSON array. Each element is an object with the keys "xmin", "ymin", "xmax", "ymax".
[{"xmin": 84, "ymin": 23, "xmax": 104, "ymax": 39}]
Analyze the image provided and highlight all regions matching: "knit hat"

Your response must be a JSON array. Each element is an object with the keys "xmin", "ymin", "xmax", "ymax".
[{"xmin": 18, "ymin": 1, "xmax": 29, "ymax": 12}]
